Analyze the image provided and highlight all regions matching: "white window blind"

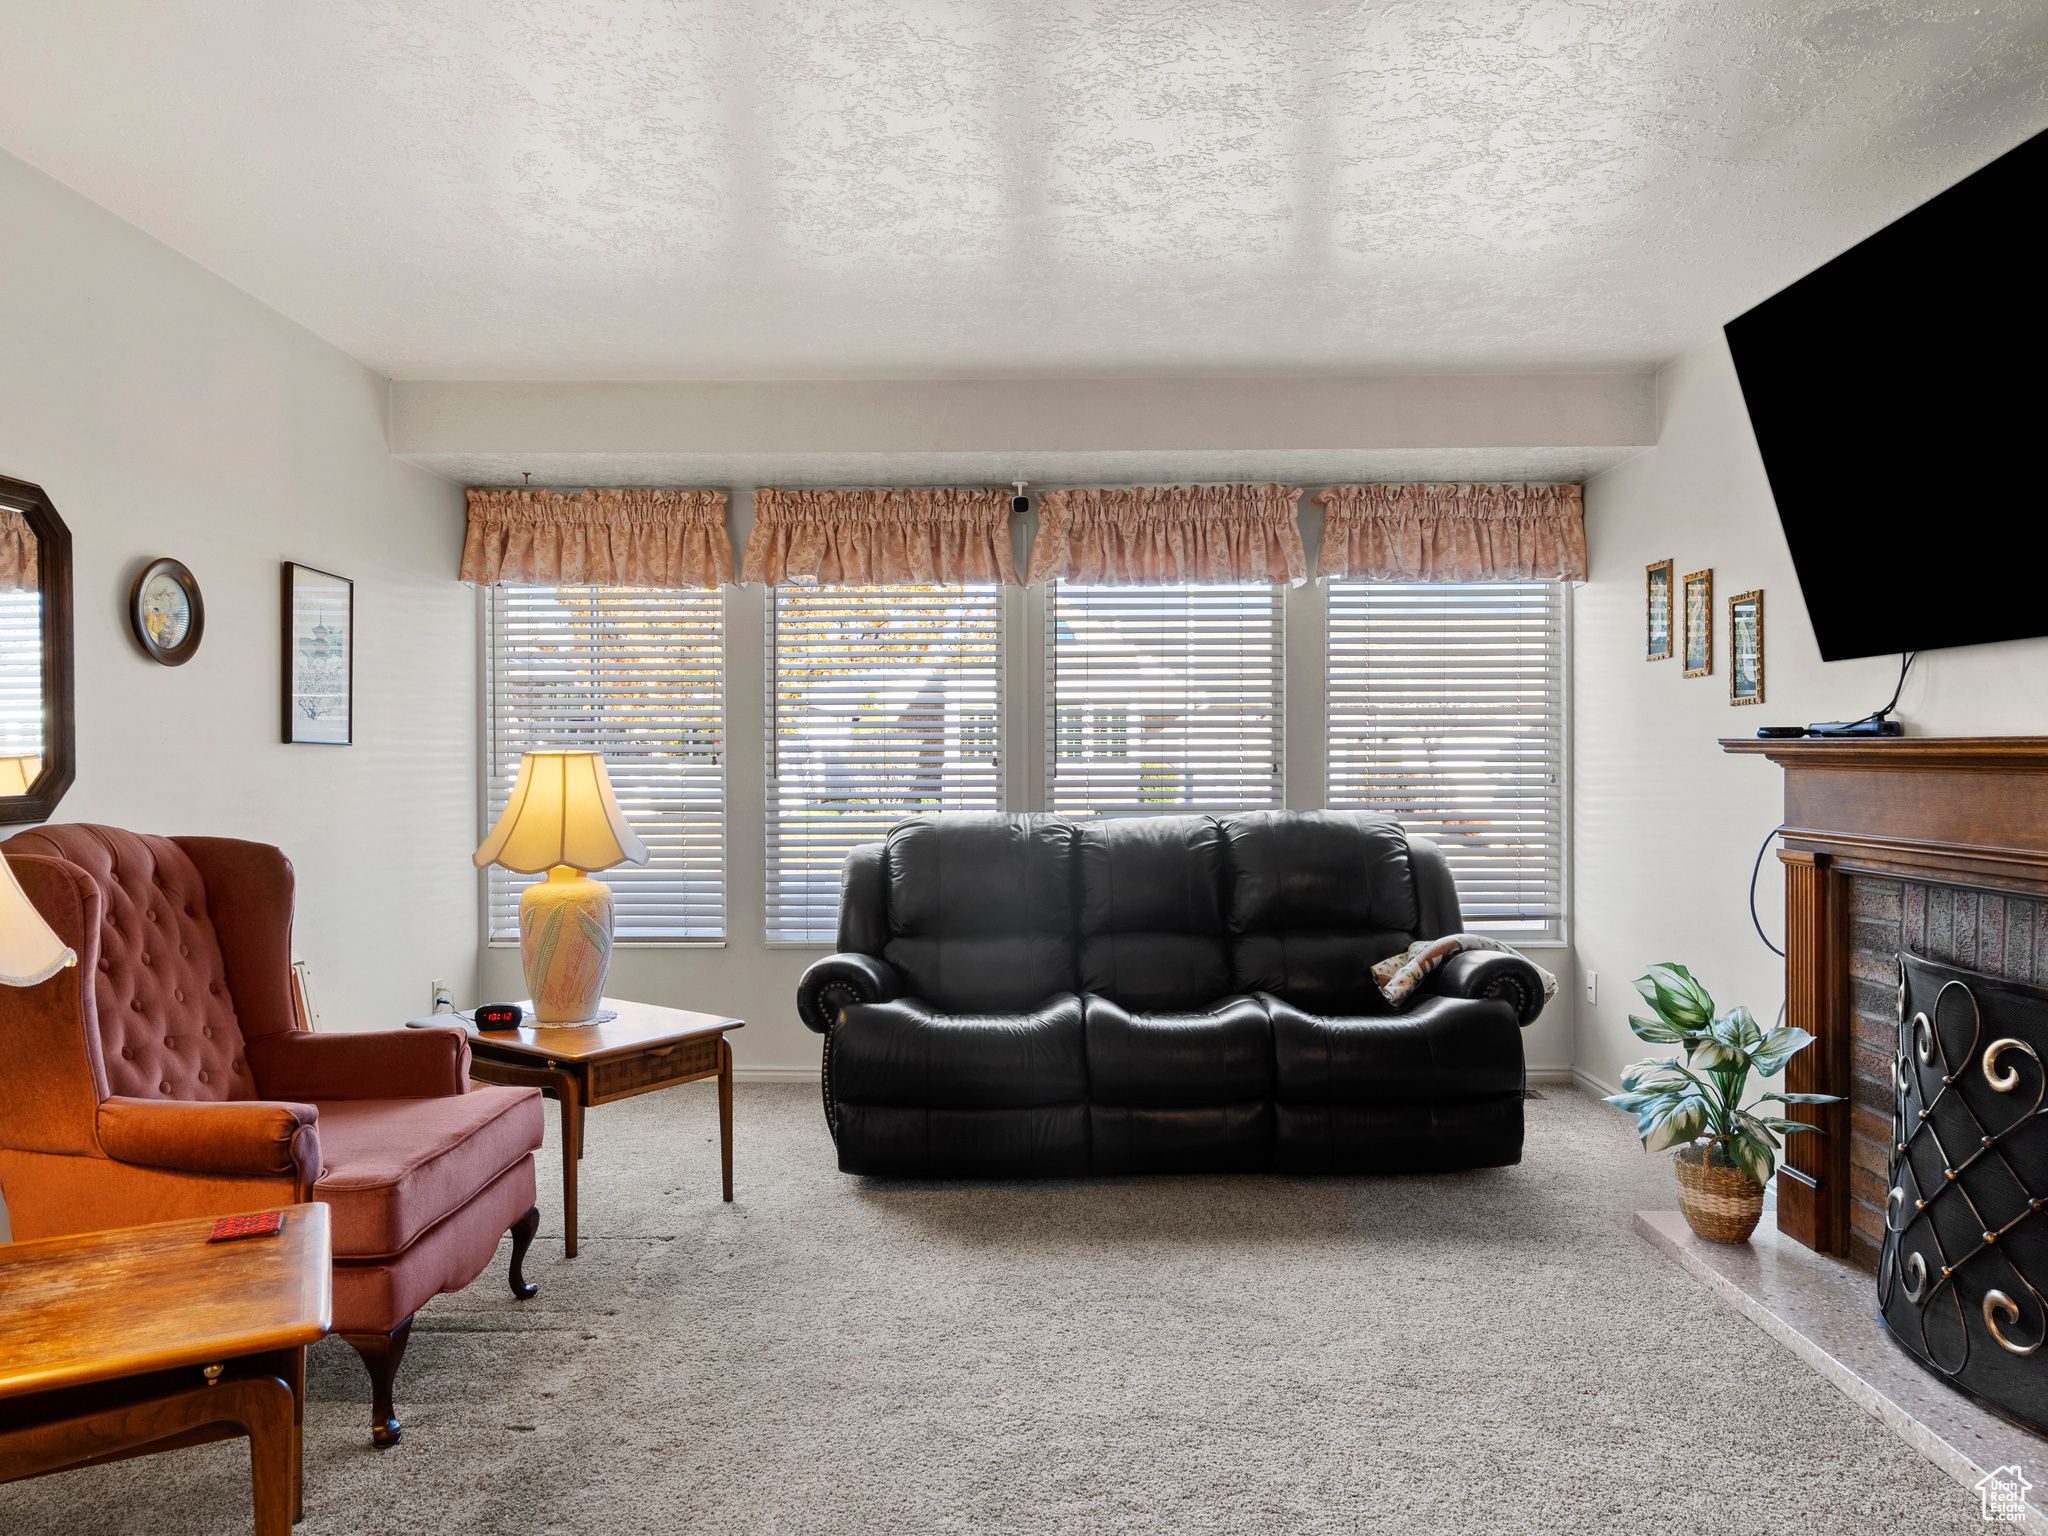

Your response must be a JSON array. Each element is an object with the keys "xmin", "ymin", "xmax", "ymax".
[
  {"xmin": 1326, "ymin": 582, "xmax": 1565, "ymax": 938},
  {"xmin": 484, "ymin": 586, "xmax": 725, "ymax": 942},
  {"xmin": 0, "ymin": 591, "xmax": 42, "ymax": 760},
  {"xmin": 767, "ymin": 585, "xmax": 1002, "ymax": 943},
  {"xmin": 1048, "ymin": 582, "xmax": 1283, "ymax": 818}
]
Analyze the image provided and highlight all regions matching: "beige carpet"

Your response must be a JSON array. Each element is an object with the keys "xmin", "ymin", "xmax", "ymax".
[{"xmin": 1, "ymin": 1084, "xmax": 1986, "ymax": 1534}]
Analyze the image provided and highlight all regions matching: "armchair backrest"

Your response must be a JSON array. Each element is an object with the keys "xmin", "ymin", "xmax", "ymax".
[{"xmin": 0, "ymin": 825, "xmax": 288, "ymax": 1104}]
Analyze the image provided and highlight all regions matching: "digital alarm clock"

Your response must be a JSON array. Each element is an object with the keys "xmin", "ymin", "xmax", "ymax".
[{"xmin": 473, "ymin": 1002, "xmax": 524, "ymax": 1028}]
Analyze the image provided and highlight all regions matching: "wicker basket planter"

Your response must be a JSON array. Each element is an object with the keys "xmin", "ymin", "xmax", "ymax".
[{"xmin": 1675, "ymin": 1143, "xmax": 1766, "ymax": 1243}]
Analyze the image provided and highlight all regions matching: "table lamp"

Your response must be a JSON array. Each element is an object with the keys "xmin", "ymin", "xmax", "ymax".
[
  {"xmin": 0, "ymin": 851, "xmax": 77, "ymax": 986},
  {"xmin": 474, "ymin": 750, "xmax": 648, "ymax": 1025}
]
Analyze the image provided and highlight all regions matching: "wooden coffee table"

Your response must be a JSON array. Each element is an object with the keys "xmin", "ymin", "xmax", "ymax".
[
  {"xmin": 0, "ymin": 1203, "xmax": 332, "ymax": 1536},
  {"xmin": 409, "ymin": 997, "xmax": 743, "ymax": 1258}
]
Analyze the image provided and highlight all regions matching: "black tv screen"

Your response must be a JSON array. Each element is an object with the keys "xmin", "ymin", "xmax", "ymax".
[{"xmin": 1724, "ymin": 128, "xmax": 2048, "ymax": 663}]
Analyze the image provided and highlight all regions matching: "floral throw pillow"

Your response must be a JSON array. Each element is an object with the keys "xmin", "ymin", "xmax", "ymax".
[{"xmin": 1371, "ymin": 935, "xmax": 1559, "ymax": 1011}]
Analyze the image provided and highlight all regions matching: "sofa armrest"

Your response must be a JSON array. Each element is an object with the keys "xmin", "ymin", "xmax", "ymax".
[
  {"xmin": 1422, "ymin": 949, "xmax": 1548, "ymax": 1027},
  {"xmin": 98, "ymin": 1096, "xmax": 322, "ymax": 1186},
  {"xmin": 797, "ymin": 953, "xmax": 902, "ymax": 1035},
  {"xmin": 245, "ymin": 1027, "xmax": 472, "ymax": 1100}
]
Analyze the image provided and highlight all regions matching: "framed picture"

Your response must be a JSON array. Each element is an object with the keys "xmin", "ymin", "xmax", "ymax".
[
  {"xmin": 1682, "ymin": 568, "xmax": 1713, "ymax": 677},
  {"xmin": 282, "ymin": 563, "xmax": 352, "ymax": 745},
  {"xmin": 1729, "ymin": 590, "xmax": 1764, "ymax": 706},
  {"xmin": 1645, "ymin": 559, "xmax": 1674, "ymax": 661},
  {"xmin": 129, "ymin": 557, "xmax": 205, "ymax": 666}
]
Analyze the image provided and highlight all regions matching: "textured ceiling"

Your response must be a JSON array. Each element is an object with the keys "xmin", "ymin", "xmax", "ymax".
[{"xmin": 1, "ymin": 1, "xmax": 2042, "ymax": 380}]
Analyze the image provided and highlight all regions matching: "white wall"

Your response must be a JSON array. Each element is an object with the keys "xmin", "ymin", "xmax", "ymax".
[
  {"xmin": 0, "ymin": 146, "xmax": 475, "ymax": 1037},
  {"xmin": 1572, "ymin": 337, "xmax": 2048, "ymax": 1095}
]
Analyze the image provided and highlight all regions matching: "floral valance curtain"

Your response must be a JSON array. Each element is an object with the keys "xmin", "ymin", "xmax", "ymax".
[
  {"xmin": 460, "ymin": 489, "xmax": 733, "ymax": 588},
  {"xmin": 740, "ymin": 488, "xmax": 1021, "ymax": 587},
  {"xmin": 1024, "ymin": 483, "xmax": 1307, "ymax": 588},
  {"xmin": 0, "ymin": 508, "xmax": 37, "ymax": 595},
  {"xmin": 1312, "ymin": 483, "xmax": 1586, "ymax": 583}
]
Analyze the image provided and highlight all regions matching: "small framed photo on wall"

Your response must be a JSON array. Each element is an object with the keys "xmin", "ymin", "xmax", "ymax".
[
  {"xmin": 1646, "ymin": 559, "xmax": 1674, "ymax": 661},
  {"xmin": 1683, "ymin": 568, "xmax": 1713, "ymax": 677},
  {"xmin": 282, "ymin": 562, "xmax": 352, "ymax": 745},
  {"xmin": 1729, "ymin": 590, "xmax": 1764, "ymax": 706}
]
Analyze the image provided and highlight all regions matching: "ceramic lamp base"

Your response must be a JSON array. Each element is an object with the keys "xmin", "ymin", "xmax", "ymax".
[{"xmin": 518, "ymin": 866, "xmax": 614, "ymax": 1025}]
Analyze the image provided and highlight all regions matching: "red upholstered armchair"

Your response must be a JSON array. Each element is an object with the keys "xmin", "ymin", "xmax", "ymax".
[{"xmin": 0, "ymin": 826, "xmax": 546, "ymax": 1447}]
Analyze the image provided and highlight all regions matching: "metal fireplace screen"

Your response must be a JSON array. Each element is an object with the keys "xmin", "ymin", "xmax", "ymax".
[{"xmin": 1883, "ymin": 951, "xmax": 2048, "ymax": 1430}]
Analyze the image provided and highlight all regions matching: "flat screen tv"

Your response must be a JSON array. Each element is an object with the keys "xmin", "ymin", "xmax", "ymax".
[{"xmin": 1724, "ymin": 127, "xmax": 2047, "ymax": 663}]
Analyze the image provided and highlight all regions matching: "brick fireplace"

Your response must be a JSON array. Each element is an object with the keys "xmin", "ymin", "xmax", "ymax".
[{"xmin": 1723, "ymin": 736, "xmax": 2048, "ymax": 1263}]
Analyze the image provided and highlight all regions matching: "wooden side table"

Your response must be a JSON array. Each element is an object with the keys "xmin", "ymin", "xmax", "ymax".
[
  {"xmin": 0, "ymin": 1203, "xmax": 332, "ymax": 1536},
  {"xmin": 409, "ymin": 997, "xmax": 744, "ymax": 1258}
]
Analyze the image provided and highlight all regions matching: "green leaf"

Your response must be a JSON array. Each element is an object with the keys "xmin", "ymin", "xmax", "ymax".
[
  {"xmin": 1644, "ymin": 1096, "xmax": 1708, "ymax": 1151},
  {"xmin": 1736, "ymin": 1111, "xmax": 1782, "ymax": 1150},
  {"xmin": 1620, "ymin": 1056, "xmax": 1683, "ymax": 1092},
  {"xmin": 1714, "ymin": 1007, "xmax": 1764, "ymax": 1053},
  {"xmin": 1747, "ymin": 1116, "xmax": 1819, "ymax": 1136},
  {"xmin": 1636, "ymin": 963, "xmax": 1714, "ymax": 1028},
  {"xmin": 1603, "ymin": 1091, "xmax": 1663, "ymax": 1113},
  {"xmin": 1750, "ymin": 1025, "xmax": 1816, "ymax": 1077},
  {"xmin": 1629, "ymin": 1014, "xmax": 1688, "ymax": 1044},
  {"xmin": 1690, "ymin": 1037, "xmax": 1743, "ymax": 1071},
  {"xmin": 1730, "ymin": 1130, "xmax": 1776, "ymax": 1186},
  {"xmin": 1757, "ymin": 1091, "xmax": 1842, "ymax": 1106}
]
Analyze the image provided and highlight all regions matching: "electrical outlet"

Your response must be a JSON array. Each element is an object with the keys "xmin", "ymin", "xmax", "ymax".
[
  {"xmin": 432, "ymin": 979, "xmax": 454, "ymax": 1014},
  {"xmin": 1585, "ymin": 972, "xmax": 1598, "ymax": 1006}
]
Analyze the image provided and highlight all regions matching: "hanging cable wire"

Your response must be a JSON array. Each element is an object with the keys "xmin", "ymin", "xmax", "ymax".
[{"xmin": 1750, "ymin": 822, "xmax": 1787, "ymax": 958}]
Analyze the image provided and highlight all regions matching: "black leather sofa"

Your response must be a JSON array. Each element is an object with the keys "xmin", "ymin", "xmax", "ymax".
[{"xmin": 796, "ymin": 809, "xmax": 1547, "ymax": 1177}]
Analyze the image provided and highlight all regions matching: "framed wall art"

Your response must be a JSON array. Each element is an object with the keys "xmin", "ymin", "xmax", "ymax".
[
  {"xmin": 1729, "ymin": 589, "xmax": 1764, "ymax": 706},
  {"xmin": 282, "ymin": 562, "xmax": 352, "ymax": 745},
  {"xmin": 1646, "ymin": 559, "xmax": 1674, "ymax": 661},
  {"xmin": 1682, "ymin": 568, "xmax": 1713, "ymax": 677},
  {"xmin": 129, "ymin": 557, "xmax": 204, "ymax": 666}
]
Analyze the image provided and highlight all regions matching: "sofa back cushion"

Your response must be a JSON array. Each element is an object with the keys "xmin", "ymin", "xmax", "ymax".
[
  {"xmin": 1220, "ymin": 810, "xmax": 1419, "ymax": 1014},
  {"xmin": 1076, "ymin": 815, "xmax": 1229, "ymax": 1012},
  {"xmin": 884, "ymin": 813, "xmax": 1078, "ymax": 1013},
  {"xmin": 3, "ymin": 824, "xmax": 253, "ymax": 1102}
]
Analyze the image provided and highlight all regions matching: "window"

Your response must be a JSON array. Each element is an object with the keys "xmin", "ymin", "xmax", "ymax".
[
  {"xmin": 1326, "ymin": 582, "xmax": 1566, "ymax": 938},
  {"xmin": 767, "ymin": 586, "xmax": 1002, "ymax": 942},
  {"xmin": 1047, "ymin": 583, "xmax": 1283, "ymax": 817},
  {"xmin": 484, "ymin": 586, "xmax": 725, "ymax": 942},
  {"xmin": 0, "ymin": 589, "xmax": 41, "ymax": 760}
]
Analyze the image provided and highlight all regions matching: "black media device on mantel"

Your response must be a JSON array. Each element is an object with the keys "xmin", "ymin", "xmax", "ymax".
[
  {"xmin": 1756, "ymin": 726, "xmax": 1807, "ymax": 738},
  {"xmin": 473, "ymin": 1002, "xmax": 524, "ymax": 1028}
]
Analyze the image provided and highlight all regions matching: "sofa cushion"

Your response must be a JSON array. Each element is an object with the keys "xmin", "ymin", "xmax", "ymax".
[
  {"xmin": 1222, "ymin": 810, "xmax": 1420, "ymax": 1013},
  {"xmin": 883, "ymin": 814, "xmax": 1078, "ymax": 1013},
  {"xmin": 1077, "ymin": 816, "xmax": 1229, "ymax": 1012},
  {"xmin": 831, "ymin": 994, "xmax": 1087, "ymax": 1108},
  {"xmin": 4, "ymin": 824, "xmax": 251, "ymax": 1103},
  {"xmin": 313, "ymin": 1086, "xmax": 543, "ymax": 1260},
  {"xmin": 1267, "ymin": 994, "xmax": 1524, "ymax": 1104},
  {"xmin": 1082, "ymin": 994, "xmax": 1271, "ymax": 1106}
]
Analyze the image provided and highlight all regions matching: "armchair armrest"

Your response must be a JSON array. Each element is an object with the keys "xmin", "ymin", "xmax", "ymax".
[
  {"xmin": 1423, "ymin": 949, "xmax": 1548, "ymax": 1027},
  {"xmin": 797, "ymin": 953, "xmax": 902, "ymax": 1035},
  {"xmin": 98, "ymin": 1096, "xmax": 321, "ymax": 1187},
  {"xmin": 245, "ymin": 1026, "xmax": 472, "ymax": 1101}
]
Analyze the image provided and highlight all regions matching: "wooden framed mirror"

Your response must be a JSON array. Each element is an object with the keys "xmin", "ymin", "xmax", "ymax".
[{"xmin": 0, "ymin": 474, "xmax": 75, "ymax": 825}]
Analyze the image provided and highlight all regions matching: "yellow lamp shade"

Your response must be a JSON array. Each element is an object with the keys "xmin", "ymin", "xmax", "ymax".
[
  {"xmin": 474, "ymin": 751, "xmax": 649, "ymax": 875},
  {"xmin": 0, "ymin": 853, "xmax": 77, "ymax": 987},
  {"xmin": 0, "ymin": 756, "xmax": 41, "ymax": 797}
]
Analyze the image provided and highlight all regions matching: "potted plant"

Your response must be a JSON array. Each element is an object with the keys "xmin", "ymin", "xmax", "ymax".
[{"xmin": 1603, "ymin": 962, "xmax": 1843, "ymax": 1243}]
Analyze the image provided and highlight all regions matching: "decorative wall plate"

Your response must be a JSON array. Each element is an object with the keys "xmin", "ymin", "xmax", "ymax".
[{"xmin": 129, "ymin": 558, "xmax": 204, "ymax": 665}]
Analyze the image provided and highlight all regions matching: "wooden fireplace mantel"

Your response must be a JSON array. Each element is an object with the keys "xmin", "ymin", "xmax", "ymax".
[{"xmin": 1721, "ymin": 735, "xmax": 2048, "ymax": 1259}]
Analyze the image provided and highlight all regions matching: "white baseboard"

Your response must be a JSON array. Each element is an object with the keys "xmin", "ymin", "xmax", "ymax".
[
  {"xmin": 1572, "ymin": 1066, "xmax": 1621, "ymax": 1099},
  {"xmin": 733, "ymin": 1066, "xmax": 822, "ymax": 1084},
  {"xmin": 1525, "ymin": 1066, "xmax": 1575, "ymax": 1084}
]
